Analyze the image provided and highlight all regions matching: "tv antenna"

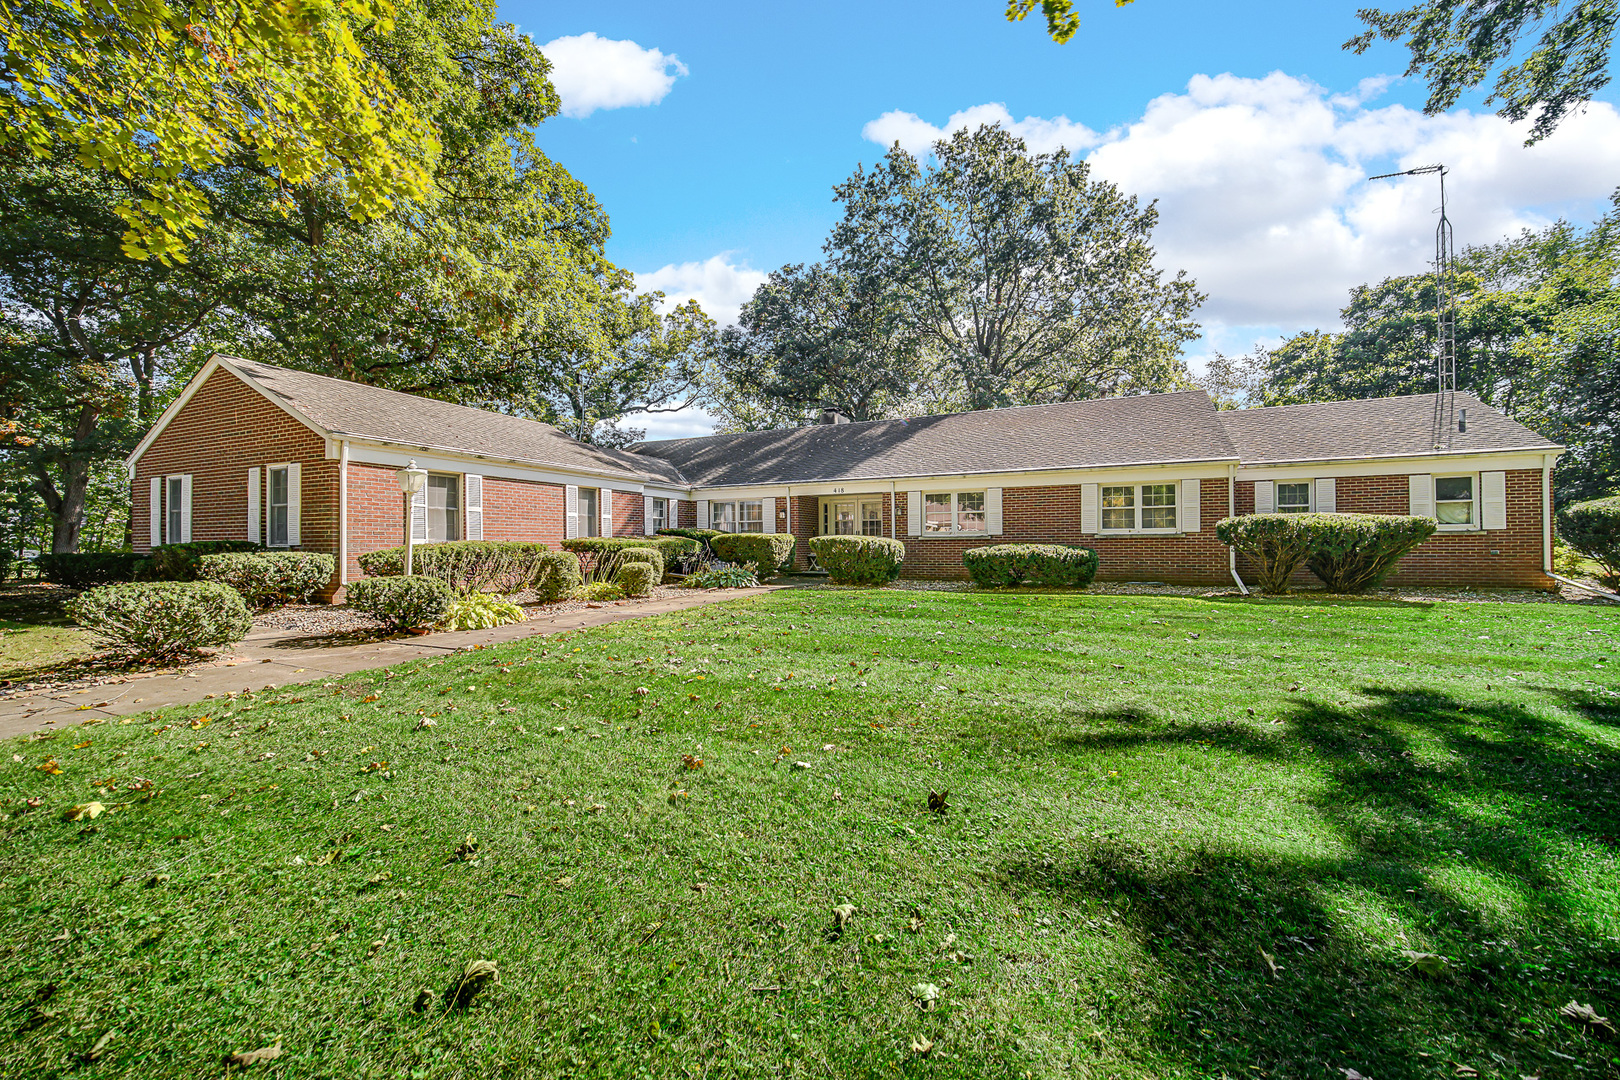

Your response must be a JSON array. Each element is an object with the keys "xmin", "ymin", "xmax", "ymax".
[{"xmin": 1368, "ymin": 164, "xmax": 1456, "ymax": 450}]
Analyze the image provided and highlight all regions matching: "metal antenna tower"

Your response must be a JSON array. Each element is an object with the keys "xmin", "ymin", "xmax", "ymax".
[{"xmin": 1368, "ymin": 164, "xmax": 1456, "ymax": 449}]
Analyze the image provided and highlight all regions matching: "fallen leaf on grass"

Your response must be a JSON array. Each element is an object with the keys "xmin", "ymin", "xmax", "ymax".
[
  {"xmin": 87, "ymin": 1029, "xmax": 115, "ymax": 1060},
  {"xmin": 1259, "ymin": 946, "xmax": 1281, "ymax": 980},
  {"xmin": 1453, "ymin": 1066, "xmax": 1477, "ymax": 1077},
  {"xmin": 1559, "ymin": 1000, "xmax": 1616, "ymax": 1037},
  {"xmin": 928, "ymin": 789, "xmax": 951, "ymax": 814},
  {"xmin": 1400, "ymin": 950, "xmax": 1449, "ymax": 975},
  {"xmin": 833, "ymin": 903, "xmax": 856, "ymax": 928},
  {"xmin": 910, "ymin": 1036, "xmax": 934, "ymax": 1056},
  {"xmin": 36, "ymin": 759, "xmax": 62, "ymax": 775},
  {"xmin": 224, "ymin": 1041, "xmax": 282, "ymax": 1067},
  {"xmin": 681, "ymin": 754, "xmax": 703, "ymax": 770},
  {"xmin": 911, "ymin": 983, "xmax": 941, "ymax": 1011},
  {"xmin": 1338, "ymin": 1069, "xmax": 1369, "ymax": 1080},
  {"xmin": 444, "ymin": 959, "xmax": 499, "ymax": 1010}
]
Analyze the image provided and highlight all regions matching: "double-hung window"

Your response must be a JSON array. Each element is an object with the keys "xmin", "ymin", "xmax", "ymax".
[
  {"xmin": 922, "ymin": 492, "xmax": 987, "ymax": 535},
  {"xmin": 1276, "ymin": 482, "xmax": 1312, "ymax": 514},
  {"xmin": 166, "ymin": 476, "xmax": 185, "ymax": 544},
  {"xmin": 267, "ymin": 467, "xmax": 290, "ymax": 547},
  {"xmin": 1434, "ymin": 475, "xmax": 1475, "ymax": 527},
  {"xmin": 1101, "ymin": 483, "xmax": 1179, "ymax": 533},
  {"xmin": 712, "ymin": 500, "xmax": 763, "ymax": 533},
  {"xmin": 427, "ymin": 474, "xmax": 462, "ymax": 542},
  {"xmin": 649, "ymin": 497, "xmax": 668, "ymax": 533}
]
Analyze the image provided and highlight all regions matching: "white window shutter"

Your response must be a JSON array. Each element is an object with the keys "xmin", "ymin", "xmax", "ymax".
[
  {"xmin": 763, "ymin": 497, "xmax": 777, "ymax": 533},
  {"xmin": 601, "ymin": 488, "xmax": 613, "ymax": 536},
  {"xmin": 1254, "ymin": 480, "xmax": 1275, "ymax": 514},
  {"xmin": 907, "ymin": 490, "xmax": 922, "ymax": 536},
  {"xmin": 1180, "ymin": 478, "xmax": 1200, "ymax": 533},
  {"xmin": 1080, "ymin": 484, "xmax": 1099, "ymax": 534},
  {"xmin": 565, "ymin": 485, "xmax": 579, "ymax": 539},
  {"xmin": 641, "ymin": 495, "xmax": 653, "ymax": 535},
  {"xmin": 697, "ymin": 499, "xmax": 710, "ymax": 529},
  {"xmin": 149, "ymin": 477, "xmax": 162, "ymax": 548},
  {"xmin": 247, "ymin": 467, "xmax": 260, "ymax": 544},
  {"xmin": 179, "ymin": 474, "xmax": 193, "ymax": 543},
  {"xmin": 285, "ymin": 463, "xmax": 301, "ymax": 546},
  {"xmin": 411, "ymin": 482, "xmax": 428, "ymax": 542},
  {"xmin": 1315, "ymin": 477, "xmax": 1336, "ymax": 514},
  {"xmin": 465, "ymin": 474, "xmax": 483, "ymax": 540},
  {"xmin": 985, "ymin": 487, "xmax": 1003, "ymax": 534},
  {"xmin": 1409, "ymin": 473, "xmax": 1434, "ymax": 518},
  {"xmin": 1481, "ymin": 470, "xmax": 1507, "ymax": 530}
]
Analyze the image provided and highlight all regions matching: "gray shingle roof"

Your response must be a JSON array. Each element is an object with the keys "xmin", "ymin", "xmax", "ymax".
[
  {"xmin": 629, "ymin": 391, "xmax": 1238, "ymax": 486},
  {"xmin": 1216, "ymin": 392, "xmax": 1561, "ymax": 464},
  {"xmin": 221, "ymin": 357, "xmax": 685, "ymax": 484}
]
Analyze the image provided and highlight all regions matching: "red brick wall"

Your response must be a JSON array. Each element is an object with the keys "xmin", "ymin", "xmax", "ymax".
[
  {"xmin": 1231, "ymin": 470, "xmax": 1549, "ymax": 588},
  {"xmin": 132, "ymin": 367, "xmax": 337, "ymax": 588},
  {"xmin": 612, "ymin": 489, "xmax": 644, "ymax": 537},
  {"xmin": 481, "ymin": 476, "xmax": 565, "ymax": 546},
  {"xmin": 677, "ymin": 499, "xmax": 696, "ymax": 529}
]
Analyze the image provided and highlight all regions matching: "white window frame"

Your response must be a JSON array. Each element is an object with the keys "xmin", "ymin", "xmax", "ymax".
[
  {"xmin": 920, "ymin": 491, "xmax": 988, "ymax": 536},
  {"xmin": 267, "ymin": 466, "xmax": 291, "ymax": 548},
  {"xmin": 1100, "ymin": 482, "xmax": 1180, "ymax": 535},
  {"xmin": 165, "ymin": 475, "xmax": 185, "ymax": 544},
  {"xmin": 1433, "ymin": 473, "xmax": 1479, "ymax": 531},
  {"xmin": 1275, "ymin": 481, "xmax": 1313, "ymax": 514},
  {"xmin": 649, "ymin": 497, "xmax": 668, "ymax": 533},
  {"xmin": 425, "ymin": 472, "xmax": 462, "ymax": 543},
  {"xmin": 577, "ymin": 487, "xmax": 599, "ymax": 538},
  {"xmin": 711, "ymin": 499, "xmax": 764, "ymax": 533}
]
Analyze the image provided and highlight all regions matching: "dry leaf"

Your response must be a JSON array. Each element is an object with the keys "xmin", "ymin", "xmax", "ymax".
[
  {"xmin": 928, "ymin": 789, "xmax": 951, "ymax": 814},
  {"xmin": 1559, "ymin": 1000, "xmax": 1616, "ymax": 1036},
  {"xmin": 911, "ymin": 983, "xmax": 941, "ymax": 1011},
  {"xmin": 833, "ymin": 903, "xmax": 856, "ymax": 927},
  {"xmin": 1338, "ymin": 1070, "xmax": 1369, "ymax": 1080},
  {"xmin": 445, "ymin": 959, "xmax": 499, "ymax": 1009},
  {"xmin": 1400, "ymin": 950, "xmax": 1449, "ymax": 975},
  {"xmin": 62, "ymin": 802, "xmax": 105, "ymax": 822},
  {"xmin": 1259, "ymin": 946, "xmax": 1281, "ymax": 980},
  {"xmin": 910, "ymin": 1036, "xmax": 934, "ymax": 1056},
  {"xmin": 224, "ymin": 1041, "xmax": 283, "ymax": 1067},
  {"xmin": 88, "ymin": 1029, "xmax": 115, "ymax": 1060},
  {"xmin": 681, "ymin": 754, "xmax": 703, "ymax": 770}
]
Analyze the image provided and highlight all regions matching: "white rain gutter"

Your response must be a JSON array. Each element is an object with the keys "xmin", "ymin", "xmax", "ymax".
[{"xmin": 1227, "ymin": 464, "xmax": 1248, "ymax": 595}]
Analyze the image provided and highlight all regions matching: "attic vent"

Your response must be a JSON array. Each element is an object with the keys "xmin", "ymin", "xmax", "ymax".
[
  {"xmin": 1458, "ymin": 407, "xmax": 1467, "ymax": 433},
  {"xmin": 819, "ymin": 407, "xmax": 851, "ymax": 425}
]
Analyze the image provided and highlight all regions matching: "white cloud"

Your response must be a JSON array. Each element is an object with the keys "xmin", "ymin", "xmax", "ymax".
[
  {"xmin": 634, "ymin": 253, "xmax": 768, "ymax": 328},
  {"xmin": 863, "ymin": 102, "xmax": 1099, "ymax": 157},
  {"xmin": 540, "ymin": 32, "xmax": 687, "ymax": 119},
  {"xmin": 862, "ymin": 72, "xmax": 1620, "ymax": 356}
]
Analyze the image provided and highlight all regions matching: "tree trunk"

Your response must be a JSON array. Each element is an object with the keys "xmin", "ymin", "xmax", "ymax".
[{"xmin": 31, "ymin": 401, "xmax": 100, "ymax": 554}]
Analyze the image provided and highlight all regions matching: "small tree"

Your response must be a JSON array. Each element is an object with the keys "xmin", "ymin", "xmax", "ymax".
[{"xmin": 1557, "ymin": 495, "xmax": 1620, "ymax": 585}]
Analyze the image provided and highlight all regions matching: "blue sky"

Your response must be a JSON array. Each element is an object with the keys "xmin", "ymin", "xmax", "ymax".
[{"xmin": 500, "ymin": 0, "xmax": 1620, "ymax": 436}]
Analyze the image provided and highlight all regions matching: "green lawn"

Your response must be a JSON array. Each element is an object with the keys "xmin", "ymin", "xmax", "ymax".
[
  {"xmin": 3, "ymin": 589, "xmax": 1617, "ymax": 1079},
  {"xmin": 0, "ymin": 585, "xmax": 95, "ymax": 681}
]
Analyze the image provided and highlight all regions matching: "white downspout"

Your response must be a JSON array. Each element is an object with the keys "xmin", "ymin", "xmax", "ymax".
[
  {"xmin": 891, "ymin": 481, "xmax": 898, "ymax": 540},
  {"xmin": 1227, "ymin": 464, "xmax": 1249, "ymax": 595},
  {"xmin": 1542, "ymin": 452, "xmax": 1554, "ymax": 578},
  {"xmin": 338, "ymin": 440, "xmax": 349, "ymax": 587}
]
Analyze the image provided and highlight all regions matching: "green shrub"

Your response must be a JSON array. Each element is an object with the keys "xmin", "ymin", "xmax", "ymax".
[
  {"xmin": 710, "ymin": 533, "xmax": 796, "ymax": 576},
  {"xmin": 1216, "ymin": 514, "xmax": 1330, "ymax": 594},
  {"xmin": 141, "ymin": 540, "xmax": 264, "ymax": 581},
  {"xmin": 357, "ymin": 541, "xmax": 555, "ymax": 594},
  {"xmin": 346, "ymin": 575, "xmax": 454, "ymax": 631},
  {"xmin": 533, "ymin": 550, "xmax": 584, "ymax": 602},
  {"xmin": 808, "ymin": 535, "xmax": 905, "ymax": 585},
  {"xmin": 1305, "ymin": 515, "xmax": 1438, "ymax": 593},
  {"xmin": 574, "ymin": 581, "xmax": 625, "ymax": 602},
  {"xmin": 35, "ymin": 552, "xmax": 144, "ymax": 588},
  {"xmin": 680, "ymin": 565, "xmax": 760, "ymax": 589},
  {"xmin": 647, "ymin": 535, "xmax": 702, "ymax": 569},
  {"xmin": 67, "ymin": 581, "xmax": 253, "ymax": 659},
  {"xmin": 656, "ymin": 527, "xmax": 722, "ymax": 545},
  {"xmin": 618, "ymin": 546, "xmax": 665, "ymax": 583},
  {"xmin": 196, "ymin": 551, "xmax": 335, "ymax": 607},
  {"xmin": 615, "ymin": 562, "xmax": 657, "ymax": 597},
  {"xmin": 1552, "ymin": 538, "xmax": 1591, "ymax": 577},
  {"xmin": 439, "ymin": 593, "xmax": 526, "ymax": 631},
  {"xmin": 962, "ymin": 544, "xmax": 1098, "ymax": 588},
  {"xmin": 562, "ymin": 537, "xmax": 682, "ymax": 583},
  {"xmin": 1557, "ymin": 495, "xmax": 1620, "ymax": 585}
]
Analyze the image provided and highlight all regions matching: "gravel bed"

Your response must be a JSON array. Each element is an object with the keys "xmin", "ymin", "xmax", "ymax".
[{"xmin": 811, "ymin": 578, "xmax": 1603, "ymax": 604}]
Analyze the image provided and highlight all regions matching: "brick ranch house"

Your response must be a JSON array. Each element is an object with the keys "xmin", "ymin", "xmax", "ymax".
[{"xmin": 127, "ymin": 355, "xmax": 1565, "ymax": 598}]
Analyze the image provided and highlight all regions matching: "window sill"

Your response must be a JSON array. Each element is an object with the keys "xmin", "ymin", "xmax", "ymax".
[{"xmin": 1099, "ymin": 530, "xmax": 1185, "ymax": 538}]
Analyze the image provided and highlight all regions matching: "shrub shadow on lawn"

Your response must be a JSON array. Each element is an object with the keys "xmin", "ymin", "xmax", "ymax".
[{"xmin": 1002, "ymin": 687, "xmax": 1620, "ymax": 1077}]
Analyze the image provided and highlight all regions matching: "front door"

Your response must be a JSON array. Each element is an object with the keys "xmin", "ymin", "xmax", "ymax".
[{"xmin": 820, "ymin": 497, "xmax": 885, "ymax": 536}]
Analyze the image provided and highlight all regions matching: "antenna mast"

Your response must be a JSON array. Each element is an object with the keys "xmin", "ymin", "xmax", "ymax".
[{"xmin": 1369, "ymin": 164, "xmax": 1455, "ymax": 450}]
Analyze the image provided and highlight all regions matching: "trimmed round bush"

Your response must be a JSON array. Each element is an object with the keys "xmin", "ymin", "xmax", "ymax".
[
  {"xmin": 615, "ymin": 561, "xmax": 657, "ymax": 597},
  {"xmin": 141, "ymin": 540, "xmax": 264, "ymax": 581},
  {"xmin": 618, "ymin": 546, "xmax": 665, "ymax": 583},
  {"xmin": 963, "ymin": 544, "xmax": 1098, "ymax": 588},
  {"xmin": 533, "ymin": 550, "xmax": 584, "ymax": 602},
  {"xmin": 35, "ymin": 552, "xmax": 143, "ymax": 588},
  {"xmin": 196, "ymin": 551, "xmax": 335, "ymax": 607},
  {"xmin": 1557, "ymin": 495, "xmax": 1620, "ymax": 585},
  {"xmin": 439, "ymin": 593, "xmax": 526, "ymax": 631},
  {"xmin": 1216, "ymin": 514, "xmax": 1330, "ymax": 594},
  {"xmin": 68, "ymin": 581, "xmax": 253, "ymax": 659},
  {"xmin": 710, "ymin": 532, "xmax": 796, "ymax": 576},
  {"xmin": 358, "ymin": 540, "xmax": 556, "ymax": 594},
  {"xmin": 346, "ymin": 575, "xmax": 454, "ymax": 632},
  {"xmin": 808, "ymin": 535, "xmax": 905, "ymax": 585},
  {"xmin": 1305, "ymin": 514, "xmax": 1437, "ymax": 593}
]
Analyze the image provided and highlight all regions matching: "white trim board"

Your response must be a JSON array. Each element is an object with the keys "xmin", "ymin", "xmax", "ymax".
[
  {"xmin": 1236, "ymin": 451, "xmax": 1559, "ymax": 481},
  {"xmin": 336, "ymin": 440, "xmax": 691, "ymax": 495},
  {"xmin": 696, "ymin": 462, "xmax": 1238, "ymax": 500}
]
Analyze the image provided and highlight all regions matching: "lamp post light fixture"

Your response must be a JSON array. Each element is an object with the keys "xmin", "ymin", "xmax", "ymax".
[{"xmin": 396, "ymin": 460, "xmax": 428, "ymax": 575}]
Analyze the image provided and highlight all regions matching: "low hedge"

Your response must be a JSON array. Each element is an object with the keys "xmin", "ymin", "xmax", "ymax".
[
  {"xmin": 562, "ymin": 536, "xmax": 693, "ymax": 582},
  {"xmin": 808, "ymin": 535, "xmax": 905, "ymax": 585},
  {"xmin": 142, "ymin": 540, "xmax": 264, "ymax": 581},
  {"xmin": 35, "ymin": 552, "xmax": 144, "ymax": 588},
  {"xmin": 962, "ymin": 544, "xmax": 1098, "ymax": 588},
  {"xmin": 1557, "ymin": 495, "xmax": 1620, "ymax": 585},
  {"xmin": 615, "ymin": 561, "xmax": 657, "ymax": 597},
  {"xmin": 656, "ymin": 528, "xmax": 723, "ymax": 545},
  {"xmin": 68, "ymin": 581, "xmax": 253, "ymax": 659},
  {"xmin": 710, "ymin": 533, "xmax": 796, "ymax": 576},
  {"xmin": 346, "ymin": 575, "xmax": 454, "ymax": 631},
  {"xmin": 357, "ymin": 540, "xmax": 554, "ymax": 594},
  {"xmin": 534, "ymin": 550, "xmax": 584, "ymax": 602},
  {"xmin": 1305, "ymin": 515, "xmax": 1438, "ymax": 593},
  {"xmin": 196, "ymin": 551, "xmax": 335, "ymax": 607},
  {"xmin": 618, "ymin": 545, "xmax": 665, "ymax": 583}
]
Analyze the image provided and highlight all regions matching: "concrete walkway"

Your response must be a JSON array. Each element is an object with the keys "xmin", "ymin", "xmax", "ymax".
[{"xmin": 0, "ymin": 587, "xmax": 778, "ymax": 740}]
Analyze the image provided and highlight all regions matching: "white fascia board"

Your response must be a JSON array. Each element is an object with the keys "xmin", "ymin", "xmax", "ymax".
[
  {"xmin": 340, "ymin": 439, "xmax": 685, "ymax": 493},
  {"xmin": 1237, "ymin": 449, "xmax": 1563, "ymax": 481},
  {"xmin": 641, "ymin": 485, "xmax": 691, "ymax": 501},
  {"xmin": 332, "ymin": 436, "xmax": 667, "ymax": 489},
  {"xmin": 693, "ymin": 461, "xmax": 1238, "ymax": 500}
]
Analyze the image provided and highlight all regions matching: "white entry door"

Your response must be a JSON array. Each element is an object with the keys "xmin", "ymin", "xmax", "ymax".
[{"xmin": 820, "ymin": 497, "xmax": 884, "ymax": 536}]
